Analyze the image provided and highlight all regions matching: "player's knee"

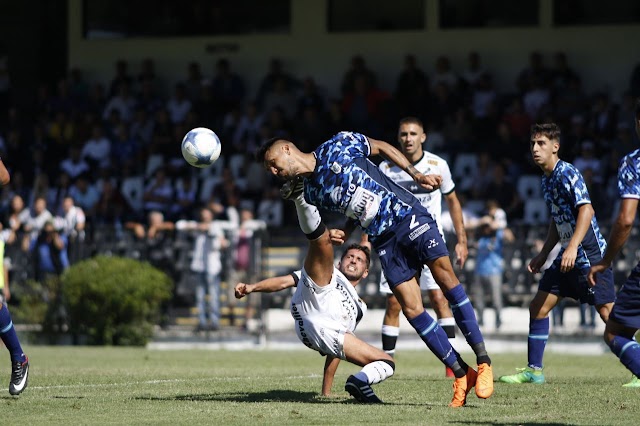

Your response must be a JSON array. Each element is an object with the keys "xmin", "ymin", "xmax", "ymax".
[{"xmin": 386, "ymin": 296, "xmax": 402, "ymax": 317}]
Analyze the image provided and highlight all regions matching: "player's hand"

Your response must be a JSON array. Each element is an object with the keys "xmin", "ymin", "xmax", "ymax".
[
  {"xmin": 560, "ymin": 245, "xmax": 577, "ymax": 273},
  {"xmin": 414, "ymin": 173, "xmax": 442, "ymax": 192},
  {"xmin": 234, "ymin": 283, "xmax": 250, "ymax": 299},
  {"xmin": 527, "ymin": 252, "xmax": 547, "ymax": 274},
  {"xmin": 587, "ymin": 263, "xmax": 608, "ymax": 287},
  {"xmin": 454, "ymin": 242, "xmax": 468, "ymax": 268},
  {"xmin": 329, "ymin": 228, "xmax": 347, "ymax": 246}
]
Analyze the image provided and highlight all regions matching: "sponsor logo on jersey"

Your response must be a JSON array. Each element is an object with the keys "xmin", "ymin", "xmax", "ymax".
[
  {"xmin": 427, "ymin": 159, "xmax": 438, "ymax": 166},
  {"xmin": 331, "ymin": 162, "xmax": 342, "ymax": 174},
  {"xmin": 379, "ymin": 249, "xmax": 386, "ymax": 256},
  {"xmin": 291, "ymin": 304, "xmax": 312, "ymax": 348},
  {"xmin": 330, "ymin": 186, "xmax": 343, "ymax": 205},
  {"xmin": 409, "ymin": 223, "xmax": 430, "ymax": 241}
]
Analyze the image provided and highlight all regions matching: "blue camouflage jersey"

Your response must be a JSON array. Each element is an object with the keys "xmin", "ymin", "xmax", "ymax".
[
  {"xmin": 541, "ymin": 160, "xmax": 607, "ymax": 268},
  {"xmin": 303, "ymin": 131, "xmax": 426, "ymax": 237},
  {"xmin": 618, "ymin": 148, "xmax": 640, "ymax": 200}
]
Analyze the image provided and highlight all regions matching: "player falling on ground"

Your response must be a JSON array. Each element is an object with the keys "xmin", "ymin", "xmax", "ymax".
[
  {"xmin": 588, "ymin": 99, "xmax": 640, "ymax": 388},
  {"xmin": 0, "ymin": 158, "xmax": 29, "ymax": 395},
  {"xmin": 235, "ymin": 180, "xmax": 394, "ymax": 402},
  {"xmin": 370, "ymin": 117, "xmax": 467, "ymax": 378},
  {"xmin": 499, "ymin": 122, "xmax": 615, "ymax": 385},
  {"xmin": 257, "ymin": 131, "xmax": 492, "ymax": 407}
]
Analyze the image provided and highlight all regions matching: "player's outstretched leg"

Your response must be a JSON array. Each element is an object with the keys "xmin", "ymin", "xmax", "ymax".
[
  {"xmin": 0, "ymin": 303, "xmax": 29, "ymax": 395},
  {"xmin": 344, "ymin": 361, "xmax": 394, "ymax": 404}
]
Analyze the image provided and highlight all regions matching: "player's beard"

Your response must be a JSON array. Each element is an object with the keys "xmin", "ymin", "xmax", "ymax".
[{"xmin": 340, "ymin": 269, "xmax": 363, "ymax": 282}]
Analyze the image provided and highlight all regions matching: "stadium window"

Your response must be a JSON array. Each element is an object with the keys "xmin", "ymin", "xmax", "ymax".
[
  {"xmin": 439, "ymin": 0, "xmax": 539, "ymax": 29},
  {"xmin": 327, "ymin": 0, "xmax": 425, "ymax": 32},
  {"xmin": 83, "ymin": 0, "xmax": 290, "ymax": 39},
  {"xmin": 553, "ymin": 0, "xmax": 640, "ymax": 26}
]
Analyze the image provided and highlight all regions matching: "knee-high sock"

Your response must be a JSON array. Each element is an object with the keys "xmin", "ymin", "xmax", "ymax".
[
  {"xmin": 608, "ymin": 335, "xmax": 640, "ymax": 378},
  {"xmin": 0, "ymin": 304, "xmax": 26, "ymax": 362},
  {"xmin": 528, "ymin": 317, "xmax": 549, "ymax": 369},
  {"xmin": 381, "ymin": 325, "xmax": 399, "ymax": 356},
  {"xmin": 293, "ymin": 195, "xmax": 322, "ymax": 237},
  {"xmin": 353, "ymin": 360, "xmax": 395, "ymax": 385},
  {"xmin": 408, "ymin": 310, "xmax": 468, "ymax": 377},
  {"xmin": 445, "ymin": 284, "xmax": 490, "ymax": 364}
]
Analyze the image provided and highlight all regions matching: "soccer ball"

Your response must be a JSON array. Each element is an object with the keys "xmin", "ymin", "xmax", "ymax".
[{"xmin": 181, "ymin": 127, "xmax": 222, "ymax": 168}]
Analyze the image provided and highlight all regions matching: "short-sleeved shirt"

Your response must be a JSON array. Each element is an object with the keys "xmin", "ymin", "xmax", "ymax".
[
  {"xmin": 541, "ymin": 160, "xmax": 607, "ymax": 268},
  {"xmin": 379, "ymin": 150, "xmax": 454, "ymax": 237},
  {"xmin": 304, "ymin": 131, "xmax": 428, "ymax": 238},
  {"xmin": 610, "ymin": 148, "xmax": 640, "ymax": 328}
]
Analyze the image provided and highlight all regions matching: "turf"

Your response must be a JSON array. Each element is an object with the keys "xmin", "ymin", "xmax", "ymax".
[{"xmin": 1, "ymin": 346, "xmax": 638, "ymax": 425}]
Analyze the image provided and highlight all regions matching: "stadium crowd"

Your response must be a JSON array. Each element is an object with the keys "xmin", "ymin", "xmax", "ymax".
[{"xmin": 0, "ymin": 51, "xmax": 639, "ymax": 326}]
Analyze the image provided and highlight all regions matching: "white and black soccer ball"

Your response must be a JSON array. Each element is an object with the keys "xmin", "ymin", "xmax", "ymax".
[{"xmin": 180, "ymin": 127, "xmax": 222, "ymax": 168}]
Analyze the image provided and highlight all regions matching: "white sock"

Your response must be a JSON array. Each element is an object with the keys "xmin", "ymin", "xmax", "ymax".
[
  {"xmin": 293, "ymin": 197, "xmax": 322, "ymax": 235},
  {"xmin": 355, "ymin": 360, "xmax": 395, "ymax": 385},
  {"xmin": 381, "ymin": 325, "xmax": 400, "ymax": 337}
]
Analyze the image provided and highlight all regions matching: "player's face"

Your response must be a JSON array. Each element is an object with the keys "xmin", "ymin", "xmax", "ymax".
[
  {"xmin": 338, "ymin": 249, "xmax": 369, "ymax": 282},
  {"xmin": 530, "ymin": 133, "xmax": 558, "ymax": 168},
  {"xmin": 398, "ymin": 123, "xmax": 426, "ymax": 158},
  {"xmin": 263, "ymin": 143, "xmax": 297, "ymax": 180}
]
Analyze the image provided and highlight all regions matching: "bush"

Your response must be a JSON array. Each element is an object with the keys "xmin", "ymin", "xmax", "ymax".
[{"xmin": 62, "ymin": 255, "xmax": 172, "ymax": 346}]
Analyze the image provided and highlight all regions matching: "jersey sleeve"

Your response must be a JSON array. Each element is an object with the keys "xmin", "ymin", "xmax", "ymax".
[
  {"xmin": 438, "ymin": 158, "xmax": 456, "ymax": 195},
  {"xmin": 618, "ymin": 153, "xmax": 640, "ymax": 199},
  {"xmin": 564, "ymin": 166, "xmax": 591, "ymax": 207},
  {"xmin": 291, "ymin": 270, "xmax": 302, "ymax": 286},
  {"xmin": 334, "ymin": 131, "xmax": 371, "ymax": 159}
]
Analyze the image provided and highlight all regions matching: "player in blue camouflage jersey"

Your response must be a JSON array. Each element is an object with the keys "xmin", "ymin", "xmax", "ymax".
[
  {"xmin": 257, "ymin": 131, "xmax": 493, "ymax": 407},
  {"xmin": 588, "ymin": 99, "xmax": 640, "ymax": 388},
  {"xmin": 499, "ymin": 123, "xmax": 615, "ymax": 385}
]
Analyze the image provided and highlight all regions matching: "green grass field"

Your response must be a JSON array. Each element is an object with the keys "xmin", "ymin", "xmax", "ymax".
[{"xmin": 1, "ymin": 346, "xmax": 638, "ymax": 425}]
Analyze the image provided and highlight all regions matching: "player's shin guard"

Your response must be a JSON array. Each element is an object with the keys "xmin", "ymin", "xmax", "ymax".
[
  {"xmin": 408, "ymin": 310, "xmax": 468, "ymax": 377},
  {"xmin": 0, "ymin": 304, "xmax": 26, "ymax": 363},
  {"xmin": 354, "ymin": 360, "xmax": 395, "ymax": 385},
  {"xmin": 608, "ymin": 336, "xmax": 640, "ymax": 378},
  {"xmin": 381, "ymin": 325, "xmax": 399, "ymax": 357},
  {"xmin": 527, "ymin": 317, "xmax": 549, "ymax": 369}
]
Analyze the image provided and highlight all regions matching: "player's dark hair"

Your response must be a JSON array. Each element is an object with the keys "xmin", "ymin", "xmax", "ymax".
[
  {"xmin": 530, "ymin": 122, "xmax": 561, "ymax": 143},
  {"xmin": 341, "ymin": 243, "xmax": 371, "ymax": 269},
  {"xmin": 255, "ymin": 137, "xmax": 283, "ymax": 163},
  {"xmin": 399, "ymin": 116, "xmax": 424, "ymax": 129}
]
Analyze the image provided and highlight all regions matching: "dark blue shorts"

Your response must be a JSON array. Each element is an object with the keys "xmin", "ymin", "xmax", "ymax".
[
  {"xmin": 539, "ymin": 261, "xmax": 615, "ymax": 306},
  {"xmin": 610, "ymin": 263, "xmax": 640, "ymax": 329},
  {"xmin": 372, "ymin": 211, "xmax": 449, "ymax": 289}
]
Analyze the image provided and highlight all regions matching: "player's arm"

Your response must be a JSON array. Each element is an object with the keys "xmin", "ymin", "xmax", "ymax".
[
  {"xmin": 528, "ymin": 219, "xmax": 560, "ymax": 273},
  {"xmin": 234, "ymin": 274, "xmax": 296, "ymax": 299},
  {"xmin": 329, "ymin": 219, "xmax": 358, "ymax": 246},
  {"xmin": 443, "ymin": 191, "xmax": 468, "ymax": 267},
  {"xmin": 588, "ymin": 198, "xmax": 639, "ymax": 286},
  {"xmin": 0, "ymin": 159, "xmax": 10, "ymax": 186},
  {"xmin": 560, "ymin": 203, "xmax": 594, "ymax": 273},
  {"xmin": 367, "ymin": 137, "xmax": 442, "ymax": 191},
  {"xmin": 321, "ymin": 355, "xmax": 341, "ymax": 396}
]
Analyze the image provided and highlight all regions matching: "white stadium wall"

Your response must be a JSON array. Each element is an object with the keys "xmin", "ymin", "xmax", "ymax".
[{"xmin": 67, "ymin": 0, "xmax": 640, "ymax": 100}]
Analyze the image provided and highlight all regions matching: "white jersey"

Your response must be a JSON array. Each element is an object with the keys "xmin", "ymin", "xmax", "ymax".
[
  {"xmin": 379, "ymin": 151, "xmax": 455, "ymax": 236},
  {"xmin": 378, "ymin": 151, "xmax": 455, "ymax": 294},
  {"xmin": 289, "ymin": 267, "xmax": 367, "ymax": 358}
]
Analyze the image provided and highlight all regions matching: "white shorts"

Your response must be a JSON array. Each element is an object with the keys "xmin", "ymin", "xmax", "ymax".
[
  {"xmin": 379, "ymin": 265, "xmax": 439, "ymax": 295},
  {"xmin": 292, "ymin": 313, "xmax": 350, "ymax": 359}
]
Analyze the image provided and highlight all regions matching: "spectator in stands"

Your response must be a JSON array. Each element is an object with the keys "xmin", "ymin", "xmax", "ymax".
[
  {"xmin": 461, "ymin": 51, "xmax": 485, "ymax": 90},
  {"xmin": 292, "ymin": 105, "xmax": 329, "ymax": 152},
  {"xmin": 166, "ymin": 83, "xmax": 192, "ymax": 124},
  {"xmin": 263, "ymin": 76, "xmax": 297, "ymax": 120},
  {"xmin": 340, "ymin": 55, "xmax": 377, "ymax": 97},
  {"xmin": 137, "ymin": 58, "xmax": 157, "ymax": 91},
  {"xmin": 171, "ymin": 175, "xmax": 198, "ymax": 221},
  {"xmin": 142, "ymin": 166, "xmax": 174, "ymax": 217},
  {"xmin": 573, "ymin": 140, "xmax": 603, "ymax": 184},
  {"xmin": 81, "ymin": 124, "xmax": 111, "ymax": 169},
  {"xmin": 183, "ymin": 61, "xmax": 204, "ymax": 102},
  {"xmin": 550, "ymin": 52, "xmax": 578, "ymax": 95},
  {"xmin": 59, "ymin": 196, "xmax": 86, "ymax": 262},
  {"xmin": 93, "ymin": 180, "xmax": 132, "ymax": 226},
  {"xmin": 342, "ymin": 75, "xmax": 388, "ymax": 135},
  {"xmin": 69, "ymin": 174, "xmax": 99, "ymax": 218},
  {"xmin": 523, "ymin": 77, "xmax": 551, "ymax": 121},
  {"xmin": 47, "ymin": 111, "xmax": 76, "ymax": 150},
  {"xmin": 47, "ymin": 172, "xmax": 72, "ymax": 217},
  {"xmin": 479, "ymin": 162, "xmax": 523, "ymax": 222},
  {"xmin": 23, "ymin": 219, "xmax": 69, "ymax": 282},
  {"xmin": 136, "ymin": 78, "xmax": 163, "ymax": 115},
  {"xmin": 472, "ymin": 208, "xmax": 514, "ymax": 330},
  {"xmin": 257, "ymin": 57, "xmax": 299, "ymax": 108},
  {"xmin": 126, "ymin": 210, "xmax": 176, "ymax": 283},
  {"xmin": 129, "ymin": 106, "xmax": 155, "ymax": 148},
  {"xmin": 431, "ymin": 55, "xmax": 458, "ymax": 92},
  {"xmin": 211, "ymin": 58, "xmax": 245, "ymax": 118},
  {"xmin": 179, "ymin": 207, "xmax": 228, "ymax": 332},
  {"xmin": 22, "ymin": 196, "xmax": 52, "ymax": 242},
  {"xmin": 108, "ymin": 59, "xmax": 133, "ymax": 98},
  {"xmin": 232, "ymin": 101, "xmax": 264, "ymax": 154},
  {"xmin": 516, "ymin": 51, "xmax": 550, "ymax": 95},
  {"xmin": 59, "ymin": 146, "xmax": 90, "ymax": 181},
  {"xmin": 588, "ymin": 92, "xmax": 617, "ymax": 140},
  {"xmin": 103, "ymin": 82, "xmax": 136, "ymax": 123},
  {"xmin": 395, "ymin": 54, "xmax": 428, "ymax": 118},
  {"xmin": 4, "ymin": 194, "xmax": 29, "ymax": 234},
  {"xmin": 296, "ymin": 77, "xmax": 325, "ymax": 118}
]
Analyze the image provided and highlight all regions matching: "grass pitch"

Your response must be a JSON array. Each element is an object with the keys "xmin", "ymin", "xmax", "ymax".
[{"xmin": 1, "ymin": 346, "xmax": 638, "ymax": 425}]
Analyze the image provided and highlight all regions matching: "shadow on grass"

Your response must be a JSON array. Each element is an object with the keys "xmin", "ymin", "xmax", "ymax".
[
  {"xmin": 452, "ymin": 422, "xmax": 569, "ymax": 426},
  {"xmin": 136, "ymin": 389, "xmax": 329, "ymax": 404}
]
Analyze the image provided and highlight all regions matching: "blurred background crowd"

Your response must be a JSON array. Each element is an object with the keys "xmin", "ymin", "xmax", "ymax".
[{"xmin": 1, "ymin": 44, "xmax": 640, "ymax": 330}]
